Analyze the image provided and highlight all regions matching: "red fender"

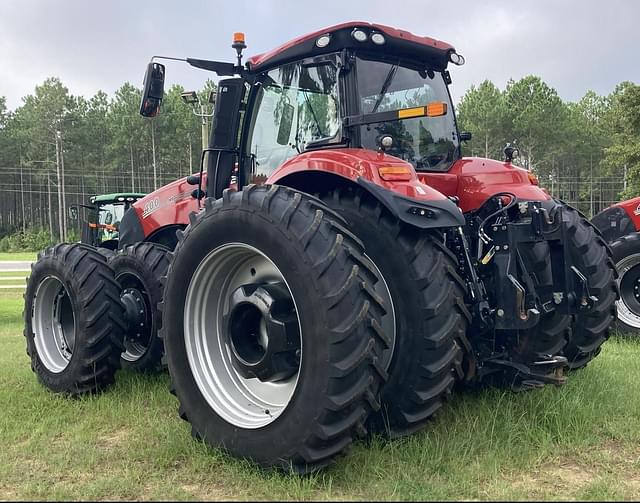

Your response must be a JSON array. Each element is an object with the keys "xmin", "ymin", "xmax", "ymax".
[{"xmin": 268, "ymin": 148, "xmax": 449, "ymax": 202}]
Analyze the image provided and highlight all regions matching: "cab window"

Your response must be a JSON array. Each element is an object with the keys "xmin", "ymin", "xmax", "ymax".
[{"xmin": 247, "ymin": 59, "xmax": 341, "ymax": 181}]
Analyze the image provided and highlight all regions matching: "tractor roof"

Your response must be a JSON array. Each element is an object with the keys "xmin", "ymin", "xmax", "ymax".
[
  {"xmin": 90, "ymin": 193, "xmax": 145, "ymax": 205},
  {"xmin": 247, "ymin": 21, "xmax": 456, "ymax": 73}
]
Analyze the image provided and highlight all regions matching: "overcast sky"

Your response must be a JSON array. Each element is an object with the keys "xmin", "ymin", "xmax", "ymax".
[{"xmin": 1, "ymin": 0, "xmax": 638, "ymax": 111}]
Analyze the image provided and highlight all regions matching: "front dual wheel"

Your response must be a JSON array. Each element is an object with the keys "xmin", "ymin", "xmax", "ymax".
[
  {"xmin": 161, "ymin": 185, "xmax": 388, "ymax": 472},
  {"xmin": 24, "ymin": 244, "xmax": 125, "ymax": 394}
]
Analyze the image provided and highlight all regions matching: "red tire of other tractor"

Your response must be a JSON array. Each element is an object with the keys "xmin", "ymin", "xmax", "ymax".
[{"xmin": 160, "ymin": 185, "xmax": 388, "ymax": 472}]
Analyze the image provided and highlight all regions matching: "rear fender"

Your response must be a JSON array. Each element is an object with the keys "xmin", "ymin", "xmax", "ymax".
[{"xmin": 269, "ymin": 148, "xmax": 464, "ymax": 229}]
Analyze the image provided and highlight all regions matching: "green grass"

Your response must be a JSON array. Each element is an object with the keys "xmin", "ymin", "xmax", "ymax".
[
  {"xmin": 0, "ymin": 252, "xmax": 36, "ymax": 262},
  {"xmin": 1, "ymin": 287, "xmax": 640, "ymax": 500},
  {"xmin": 0, "ymin": 271, "xmax": 28, "ymax": 277},
  {"xmin": 0, "ymin": 271, "xmax": 28, "ymax": 284}
]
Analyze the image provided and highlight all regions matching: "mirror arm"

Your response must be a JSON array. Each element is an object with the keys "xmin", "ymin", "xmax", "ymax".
[
  {"xmin": 149, "ymin": 56, "xmax": 240, "ymax": 77},
  {"xmin": 186, "ymin": 58, "xmax": 241, "ymax": 76},
  {"xmin": 151, "ymin": 55, "xmax": 187, "ymax": 63}
]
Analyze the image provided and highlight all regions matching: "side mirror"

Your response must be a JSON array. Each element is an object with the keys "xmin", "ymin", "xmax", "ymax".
[
  {"xmin": 277, "ymin": 102, "xmax": 294, "ymax": 146},
  {"xmin": 68, "ymin": 206, "xmax": 78, "ymax": 220},
  {"xmin": 139, "ymin": 62, "xmax": 166, "ymax": 117},
  {"xmin": 459, "ymin": 131, "xmax": 472, "ymax": 142}
]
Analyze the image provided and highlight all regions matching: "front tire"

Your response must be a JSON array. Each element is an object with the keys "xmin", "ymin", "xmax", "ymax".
[
  {"xmin": 24, "ymin": 244, "xmax": 125, "ymax": 395},
  {"xmin": 161, "ymin": 185, "xmax": 387, "ymax": 472},
  {"xmin": 610, "ymin": 232, "xmax": 640, "ymax": 333}
]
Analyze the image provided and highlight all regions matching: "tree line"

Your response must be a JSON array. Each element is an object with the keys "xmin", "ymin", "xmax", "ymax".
[
  {"xmin": 0, "ymin": 74, "xmax": 638, "ymax": 246},
  {"xmin": 0, "ymin": 77, "xmax": 215, "ymax": 244}
]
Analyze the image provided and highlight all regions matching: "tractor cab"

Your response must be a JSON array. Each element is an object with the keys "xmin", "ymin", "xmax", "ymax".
[
  {"xmin": 72, "ymin": 193, "xmax": 145, "ymax": 249},
  {"xmin": 139, "ymin": 22, "xmax": 468, "ymax": 202}
]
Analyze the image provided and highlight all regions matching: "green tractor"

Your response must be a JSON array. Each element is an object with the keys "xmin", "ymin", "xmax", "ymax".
[{"xmin": 70, "ymin": 193, "xmax": 145, "ymax": 250}]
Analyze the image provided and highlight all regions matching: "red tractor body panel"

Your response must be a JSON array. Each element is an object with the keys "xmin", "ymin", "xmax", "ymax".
[
  {"xmin": 419, "ymin": 157, "xmax": 551, "ymax": 212},
  {"xmin": 127, "ymin": 153, "xmax": 548, "ymax": 243},
  {"xmin": 612, "ymin": 196, "xmax": 640, "ymax": 231},
  {"xmin": 268, "ymin": 149, "xmax": 449, "ymax": 202},
  {"xmin": 132, "ymin": 174, "xmax": 206, "ymax": 238}
]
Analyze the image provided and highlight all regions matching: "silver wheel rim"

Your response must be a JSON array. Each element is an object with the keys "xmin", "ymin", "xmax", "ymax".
[
  {"xmin": 184, "ymin": 243, "xmax": 302, "ymax": 429},
  {"xmin": 367, "ymin": 255, "xmax": 396, "ymax": 371},
  {"xmin": 32, "ymin": 276, "xmax": 76, "ymax": 373},
  {"xmin": 616, "ymin": 254, "xmax": 640, "ymax": 328},
  {"xmin": 122, "ymin": 341, "xmax": 146, "ymax": 362}
]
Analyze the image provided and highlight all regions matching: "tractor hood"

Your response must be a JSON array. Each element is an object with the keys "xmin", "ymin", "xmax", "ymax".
[{"xmin": 419, "ymin": 156, "xmax": 551, "ymax": 213}]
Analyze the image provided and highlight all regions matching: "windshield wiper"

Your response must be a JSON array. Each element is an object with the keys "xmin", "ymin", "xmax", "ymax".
[
  {"xmin": 302, "ymin": 91, "xmax": 325, "ymax": 137},
  {"xmin": 371, "ymin": 63, "xmax": 398, "ymax": 114}
]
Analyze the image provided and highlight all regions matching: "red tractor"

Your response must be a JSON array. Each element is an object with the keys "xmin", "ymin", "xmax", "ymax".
[
  {"xmin": 592, "ymin": 196, "xmax": 640, "ymax": 331},
  {"xmin": 24, "ymin": 22, "xmax": 617, "ymax": 472}
]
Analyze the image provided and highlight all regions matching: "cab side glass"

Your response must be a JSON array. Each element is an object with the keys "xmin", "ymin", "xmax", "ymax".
[{"xmin": 139, "ymin": 62, "xmax": 165, "ymax": 117}]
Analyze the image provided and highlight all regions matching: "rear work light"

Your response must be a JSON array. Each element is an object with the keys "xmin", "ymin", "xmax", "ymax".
[
  {"xmin": 371, "ymin": 32, "xmax": 385, "ymax": 45},
  {"xmin": 315, "ymin": 34, "xmax": 331, "ymax": 48},
  {"xmin": 528, "ymin": 172, "xmax": 539, "ymax": 185},
  {"xmin": 449, "ymin": 52, "xmax": 465, "ymax": 66},
  {"xmin": 378, "ymin": 166, "xmax": 412, "ymax": 181},
  {"xmin": 351, "ymin": 28, "xmax": 368, "ymax": 42}
]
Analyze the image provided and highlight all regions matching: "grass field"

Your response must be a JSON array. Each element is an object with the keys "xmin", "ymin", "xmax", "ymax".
[
  {"xmin": 0, "ymin": 252, "xmax": 37, "ymax": 262},
  {"xmin": 1, "ymin": 287, "xmax": 639, "ymax": 501}
]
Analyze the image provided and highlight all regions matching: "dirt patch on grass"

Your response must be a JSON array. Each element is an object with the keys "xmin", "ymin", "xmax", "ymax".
[
  {"xmin": 178, "ymin": 482, "xmax": 237, "ymax": 500},
  {"xmin": 510, "ymin": 461, "xmax": 595, "ymax": 498},
  {"xmin": 97, "ymin": 427, "xmax": 130, "ymax": 450},
  {"xmin": 504, "ymin": 445, "xmax": 640, "ymax": 499},
  {"xmin": 0, "ymin": 484, "xmax": 18, "ymax": 500}
]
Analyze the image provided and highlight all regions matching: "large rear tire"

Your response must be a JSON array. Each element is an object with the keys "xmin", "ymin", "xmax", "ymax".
[
  {"xmin": 24, "ymin": 244, "xmax": 126, "ymax": 395},
  {"xmin": 320, "ymin": 186, "xmax": 469, "ymax": 438},
  {"xmin": 108, "ymin": 242, "xmax": 170, "ymax": 372},
  {"xmin": 560, "ymin": 203, "xmax": 618, "ymax": 369},
  {"xmin": 161, "ymin": 185, "xmax": 387, "ymax": 472},
  {"xmin": 609, "ymin": 232, "xmax": 640, "ymax": 333}
]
